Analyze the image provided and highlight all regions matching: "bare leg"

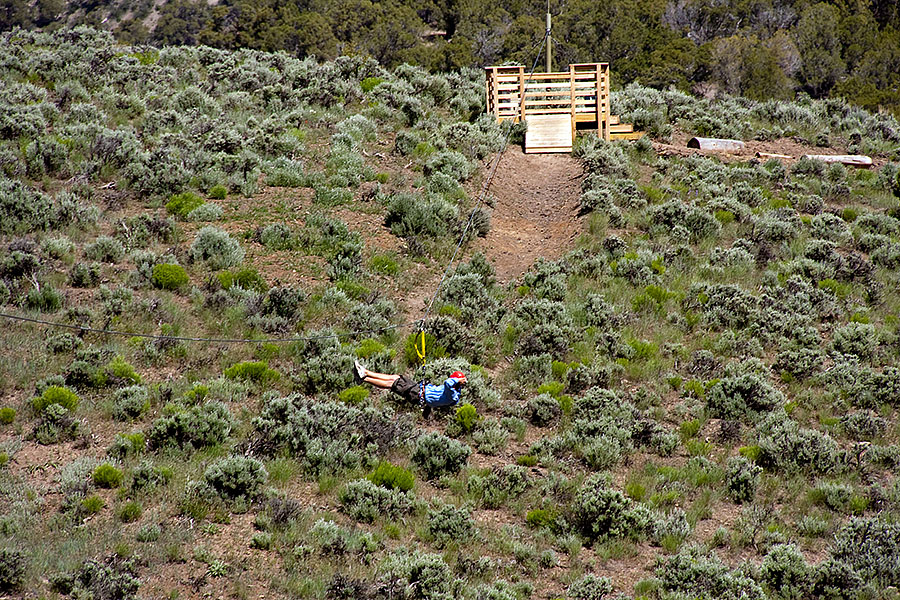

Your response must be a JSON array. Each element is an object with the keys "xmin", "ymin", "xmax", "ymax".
[{"xmin": 359, "ymin": 366, "xmax": 401, "ymax": 390}]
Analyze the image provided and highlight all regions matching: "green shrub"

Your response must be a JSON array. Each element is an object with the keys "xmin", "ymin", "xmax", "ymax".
[
  {"xmin": 151, "ymin": 263, "xmax": 189, "ymax": 290},
  {"xmin": 33, "ymin": 385, "xmax": 79, "ymax": 413},
  {"xmin": 203, "ymin": 455, "xmax": 267, "ymax": 501},
  {"xmin": 92, "ymin": 463, "xmax": 123, "ymax": 488},
  {"xmin": 107, "ymin": 432, "xmax": 145, "ymax": 460},
  {"xmin": 252, "ymin": 393, "xmax": 408, "ymax": 475},
  {"xmin": 339, "ymin": 478, "xmax": 414, "ymax": 523},
  {"xmin": 105, "ymin": 356, "xmax": 141, "ymax": 385},
  {"xmin": 0, "ymin": 548, "xmax": 26, "ymax": 592},
  {"xmin": 452, "ymin": 404, "xmax": 479, "ymax": 434},
  {"xmin": 338, "ymin": 386, "xmax": 369, "ymax": 404},
  {"xmin": 166, "ymin": 192, "xmax": 205, "ymax": 219},
  {"xmin": 0, "ymin": 407, "xmax": 14, "ymax": 425},
  {"xmin": 25, "ymin": 284, "xmax": 62, "ymax": 312},
  {"xmin": 376, "ymin": 550, "xmax": 453, "ymax": 599},
  {"xmin": 217, "ymin": 267, "xmax": 267, "ymax": 293},
  {"xmin": 657, "ymin": 545, "xmax": 765, "ymax": 600},
  {"xmin": 369, "ymin": 253, "xmax": 399, "ymax": 275},
  {"xmin": 111, "ymin": 385, "xmax": 149, "ymax": 421},
  {"xmin": 258, "ymin": 223, "xmax": 294, "ymax": 250},
  {"xmin": 427, "ymin": 504, "xmax": 475, "ymax": 547},
  {"xmin": 526, "ymin": 508, "xmax": 555, "ymax": 529},
  {"xmin": 411, "ymin": 432, "xmax": 471, "ymax": 480},
  {"xmin": 223, "ymin": 361, "xmax": 279, "ymax": 383},
  {"xmin": 706, "ymin": 374, "xmax": 784, "ymax": 420},
  {"xmin": 361, "ymin": 77, "xmax": 384, "ymax": 93},
  {"xmin": 368, "ymin": 461, "xmax": 415, "ymax": 492},
  {"xmin": 250, "ymin": 532, "xmax": 273, "ymax": 550},
  {"xmin": 117, "ymin": 501, "xmax": 142, "ymax": 522},
  {"xmin": 190, "ymin": 226, "xmax": 244, "ymax": 270},
  {"xmin": 80, "ymin": 494, "xmax": 105, "ymax": 515},
  {"xmin": 208, "ymin": 185, "xmax": 227, "ymax": 200}
]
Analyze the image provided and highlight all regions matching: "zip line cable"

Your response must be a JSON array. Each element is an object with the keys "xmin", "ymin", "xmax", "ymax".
[
  {"xmin": 0, "ymin": 33, "xmax": 551, "ymax": 347},
  {"xmin": 418, "ymin": 29, "xmax": 550, "ymax": 327}
]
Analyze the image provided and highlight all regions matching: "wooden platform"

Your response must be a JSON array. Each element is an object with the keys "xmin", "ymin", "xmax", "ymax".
[
  {"xmin": 485, "ymin": 63, "xmax": 643, "ymax": 152},
  {"xmin": 525, "ymin": 115, "xmax": 572, "ymax": 153}
]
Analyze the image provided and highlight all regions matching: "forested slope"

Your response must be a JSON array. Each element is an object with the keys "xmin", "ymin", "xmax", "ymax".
[
  {"xmin": 2, "ymin": 1, "xmax": 900, "ymax": 115},
  {"xmin": 0, "ymin": 26, "xmax": 900, "ymax": 600}
]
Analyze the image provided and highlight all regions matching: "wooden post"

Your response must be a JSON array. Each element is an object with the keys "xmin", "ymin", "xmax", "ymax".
[
  {"xmin": 569, "ymin": 64, "xmax": 576, "ymax": 143},
  {"xmin": 491, "ymin": 67, "xmax": 499, "ymax": 120},
  {"xmin": 518, "ymin": 65, "xmax": 525, "ymax": 121}
]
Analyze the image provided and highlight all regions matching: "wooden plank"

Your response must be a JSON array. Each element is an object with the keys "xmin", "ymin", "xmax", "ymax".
[
  {"xmin": 756, "ymin": 152, "xmax": 792, "ymax": 160},
  {"xmin": 491, "ymin": 67, "xmax": 499, "ymax": 119},
  {"xmin": 518, "ymin": 65, "xmax": 525, "ymax": 121},
  {"xmin": 610, "ymin": 131, "xmax": 645, "ymax": 140},
  {"xmin": 609, "ymin": 123, "xmax": 634, "ymax": 133},
  {"xmin": 801, "ymin": 154, "xmax": 873, "ymax": 167},
  {"xmin": 525, "ymin": 114, "xmax": 572, "ymax": 153}
]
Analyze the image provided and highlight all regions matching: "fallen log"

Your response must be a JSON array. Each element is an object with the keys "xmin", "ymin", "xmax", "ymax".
[
  {"xmin": 687, "ymin": 137, "xmax": 746, "ymax": 152},
  {"xmin": 756, "ymin": 152, "xmax": 792, "ymax": 160},
  {"xmin": 801, "ymin": 154, "xmax": 873, "ymax": 168}
]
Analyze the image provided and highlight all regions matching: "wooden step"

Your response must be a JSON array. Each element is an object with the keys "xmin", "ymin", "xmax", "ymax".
[
  {"xmin": 525, "ymin": 114, "xmax": 573, "ymax": 153},
  {"xmin": 609, "ymin": 123, "xmax": 633, "ymax": 134},
  {"xmin": 610, "ymin": 131, "xmax": 645, "ymax": 140}
]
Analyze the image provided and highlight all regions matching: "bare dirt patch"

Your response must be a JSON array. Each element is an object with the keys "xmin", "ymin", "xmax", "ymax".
[{"xmin": 476, "ymin": 147, "xmax": 585, "ymax": 284}]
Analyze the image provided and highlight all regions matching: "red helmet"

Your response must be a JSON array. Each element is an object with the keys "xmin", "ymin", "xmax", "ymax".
[{"xmin": 450, "ymin": 371, "xmax": 467, "ymax": 382}]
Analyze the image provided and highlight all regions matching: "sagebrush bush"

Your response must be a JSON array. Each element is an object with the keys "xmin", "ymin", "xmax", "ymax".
[
  {"xmin": 656, "ymin": 545, "xmax": 765, "ymax": 600},
  {"xmin": 527, "ymin": 393, "xmax": 562, "ymax": 427},
  {"xmin": 339, "ymin": 478, "xmax": 414, "ymax": 523},
  {"xmin": 83, "ymin": 236, "xmax": 124, "ymax": 263},
  {"xmin": 725, "ymin": 456, "xmax": 761, "ymax": 504},
  {"xmin": 203, "ymin": 455, "xmax": 267, "ymax": 502},
  {"xmin": 427, "ymin": 503, "xmax": 475, "ymax": 547},
  {"xmin": 253, "ymin": 393, "xmax": 410, "ymax": 474},
  {"xmin": 706, "ymin": 374, "xmax": 784, "ymax": 420},
  {"xmin": 571, "ymin": 473, "xmax": 651, "ymax": 543},
  {"xmin": 830, "ymin": 516, "xmax": 900, "ymax": 588},
  {"xmin": 146, "ymin": 401, "xmax": 234, "ymax": 450},
  {"xmin": 190, "ymin": 226, "xmax": 244, "ymax": 270},
  {"xmin": 0, "ymin": 548, "xmax": 26, "ymax": 592},
  {"xmin": 411, "ymin": 432, "xmax": 472, "ymax": 480},
  {"xmin": 69, "ymin": 262, "xmax": 101, "ymax": 287},
  {"xmin": 111, "ymin": 385, "xmax": 149, "ymax": 421},
  {"xmin": 567, "ymin": 574, "xmax": 613, "ymax": 600},
  {"xmin": 376, "ymin": 550, "xmax": 454, "ymax": 600}
]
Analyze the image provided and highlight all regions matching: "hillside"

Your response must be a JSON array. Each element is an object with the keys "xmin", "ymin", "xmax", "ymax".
[{"xmin": 1, "ymin": 26, "xmax": 900, "ymax": 600}]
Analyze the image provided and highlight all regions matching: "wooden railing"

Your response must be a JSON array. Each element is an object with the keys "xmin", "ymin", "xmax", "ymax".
[{"xmin": 484, "ymin": 63, "xmax": 610, "ymax": 141}]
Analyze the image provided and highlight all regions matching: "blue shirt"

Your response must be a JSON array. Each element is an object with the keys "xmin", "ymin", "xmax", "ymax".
[{"xmin": 421, "ymin": 377, "xmax": 463, "ymax": 407}]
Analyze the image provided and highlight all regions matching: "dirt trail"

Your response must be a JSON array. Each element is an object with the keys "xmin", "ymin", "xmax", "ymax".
[
  {"xmin": 400, "ymin": 146, "xmax": 585, "ymax": 321},
  {"xmin": 477, "ymin": 147, "xmax": 585, "ymax": 283}
]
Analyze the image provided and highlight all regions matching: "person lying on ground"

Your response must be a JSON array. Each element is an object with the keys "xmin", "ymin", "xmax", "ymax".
[{"xmin": 354, "ymin": 360, "xmax": 466, "ymax": 417}]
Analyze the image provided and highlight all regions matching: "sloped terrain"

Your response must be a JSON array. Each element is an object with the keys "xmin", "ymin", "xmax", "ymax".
[{"xmin": 2, "ymin": 26, "xmax": 900, "ymax": 600}]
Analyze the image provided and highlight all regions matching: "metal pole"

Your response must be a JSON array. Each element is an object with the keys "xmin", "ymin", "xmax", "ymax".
[{"xmin": 546, "ymin": 3, "xmax": 552, "ymax": 72}]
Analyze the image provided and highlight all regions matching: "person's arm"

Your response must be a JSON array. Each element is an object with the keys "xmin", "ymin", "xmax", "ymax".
[{"xmin": 444, "ymin": 377, "xmax": 462, "ymax": 404}]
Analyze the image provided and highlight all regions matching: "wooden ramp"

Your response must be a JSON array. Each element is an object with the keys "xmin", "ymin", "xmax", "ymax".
[{"xmin": 525, "ymin": 114, "xmax": 572, "ymax": 153}]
